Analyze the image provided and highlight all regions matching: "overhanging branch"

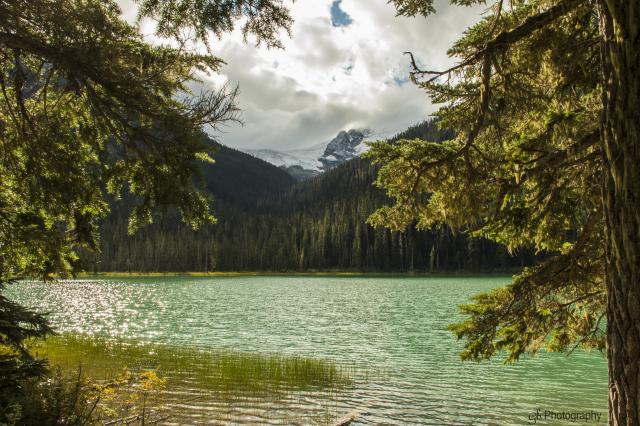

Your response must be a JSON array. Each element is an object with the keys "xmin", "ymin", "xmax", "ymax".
[{"xmin": 406, "ymin": 0, "xmax": 583, "ymax": 83}]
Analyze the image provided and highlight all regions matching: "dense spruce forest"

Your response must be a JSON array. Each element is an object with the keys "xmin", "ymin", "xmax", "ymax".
[{"xmin": 86, "ymin": 120, "xmax": 534, "ymax": 272}]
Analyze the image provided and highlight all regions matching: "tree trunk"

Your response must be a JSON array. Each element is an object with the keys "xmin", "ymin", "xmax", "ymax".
[{"xmin": 600, "ymin": 1, "xmax": 640, "ymax": 424}]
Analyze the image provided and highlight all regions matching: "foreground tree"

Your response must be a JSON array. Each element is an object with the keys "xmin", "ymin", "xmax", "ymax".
[
  {"xmin": 369, "ymin": 0, "xmax": 638, "ymax": 423},
  {"xmin": 0, "ymin": 0, "xmax": 291, "ymax": 419},
  {"xmin": 0, "ymin": 0, "xmax": 292, "ymax": 278}
]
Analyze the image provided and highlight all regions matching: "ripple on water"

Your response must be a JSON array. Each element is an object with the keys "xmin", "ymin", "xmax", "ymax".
[{"xmin": 8, "ymin": 276, "xmax": 608, "ymax": 424}]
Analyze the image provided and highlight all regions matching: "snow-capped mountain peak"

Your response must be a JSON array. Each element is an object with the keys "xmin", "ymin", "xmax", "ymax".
[
  {"xmin": 243, "ymin": 147, "xmax": 323, "ymax": 172},
  {"xmin": 242, "ymin": 129, "xmax": 371, "ymax": 180},
  {"xmin": 319, "ymin": 129, "xmax": 369, "ymax": 171}
]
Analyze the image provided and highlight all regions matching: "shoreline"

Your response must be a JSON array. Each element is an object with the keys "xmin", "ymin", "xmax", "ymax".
[{"xmin": 77, "ymin": 271, "xmax": 517, "ymax": 278}]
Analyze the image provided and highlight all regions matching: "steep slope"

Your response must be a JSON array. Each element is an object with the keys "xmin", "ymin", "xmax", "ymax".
[
  {"xmin": 87, "ymin": 141, "xmax": 295, "ymax": 272},
  {"xmin": 202, "ymin": 143, "xmax": 296, "ymax": 208}
]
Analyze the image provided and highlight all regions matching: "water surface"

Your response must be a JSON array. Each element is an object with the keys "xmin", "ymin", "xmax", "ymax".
[{"xmin": 8, "ymin": 276, "xmax": 608, "ymax": 425}]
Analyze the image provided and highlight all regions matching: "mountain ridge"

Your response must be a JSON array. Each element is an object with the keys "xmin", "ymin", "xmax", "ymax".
[{"xmin": 242, "ymin": 129, "xmax": 371, "ymax": 180}]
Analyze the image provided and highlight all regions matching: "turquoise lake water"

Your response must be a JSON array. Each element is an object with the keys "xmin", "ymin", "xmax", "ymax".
[{"xmin": 8, "ymin": 276, "xmax": 608, "ymax": 425}]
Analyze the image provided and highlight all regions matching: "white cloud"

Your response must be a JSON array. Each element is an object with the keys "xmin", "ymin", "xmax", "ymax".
[{"xmin": 117, "ymin": 0, "xmax": 484, "ymax": 150}]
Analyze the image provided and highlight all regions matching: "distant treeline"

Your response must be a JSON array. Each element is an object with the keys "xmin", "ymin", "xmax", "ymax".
[{"xmin": 83, "ymin": 120, "xmax": 535, "ymax": 273}]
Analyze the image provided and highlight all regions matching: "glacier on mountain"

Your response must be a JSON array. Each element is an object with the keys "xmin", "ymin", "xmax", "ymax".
[{"xmin": 242, "ymin": 129, "xmax": 370, "ymax": 180}]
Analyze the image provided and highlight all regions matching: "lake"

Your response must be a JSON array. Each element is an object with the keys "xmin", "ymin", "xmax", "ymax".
[{"xmin": 7, "ymin": 276, "xmax": 608, "ymax": 425}]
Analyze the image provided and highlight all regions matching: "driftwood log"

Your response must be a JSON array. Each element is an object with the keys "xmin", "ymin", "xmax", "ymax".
[{"xmin": 333, "ymin": 411, "xmax": 358, "ymax": 426}]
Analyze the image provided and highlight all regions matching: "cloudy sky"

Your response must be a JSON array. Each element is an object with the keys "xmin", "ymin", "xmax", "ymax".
[{"xmin": 118, "ymin": 1, "xmax": 483, "ymax": 150}]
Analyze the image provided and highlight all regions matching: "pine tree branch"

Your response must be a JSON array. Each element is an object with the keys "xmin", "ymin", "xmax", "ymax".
[
  {"xmin": 406, "ymin": 0, "xmax": 584, "ymax": 83},
  {"xmin": 405, "ymin": 0, "xmax": 586, "ymax": 187},
  {"xmin": 522, "ymin": 130, "xmax": 600, "ymax": 178}
]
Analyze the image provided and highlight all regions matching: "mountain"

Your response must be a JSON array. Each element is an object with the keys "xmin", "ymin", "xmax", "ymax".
[
  {"xmin": 80, "ymin": 141, "xmax": 296, "ymax": 272},
  {"xmin": 202, "ymin": 142, "xmax": 295, "ymax": 208},
  {"xmin": 243, "ymin": 129, "xmax": 370, "ymax": 180},
  {"xmin": 318, "ymin": 129, "xmax": 369, "ymax": 170},
  {"xmin": 85, "ymin": 119, "xmax": 534, "ymax": 273},
  {"xmin": 243, "ymin": 143, "xmax": 325, "ymax": 180}
]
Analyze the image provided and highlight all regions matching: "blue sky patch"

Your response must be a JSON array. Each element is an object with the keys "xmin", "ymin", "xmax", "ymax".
[
  {"xmin": 394, "ymin": 76, "xmax": 410, "ymax": 87},
  {"xmin": 331, "ymin": 0, "xmax": 353, "ymax": 27}
]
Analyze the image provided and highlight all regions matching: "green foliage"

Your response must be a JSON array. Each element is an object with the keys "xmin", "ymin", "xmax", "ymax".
[
  {"xmin": 0, "ymin": 0, "xmax": 291, "ymax": 419},
  {"xmin": 0, "ymin": 0, "xmax": 250, "ymax": 278},
  {"xmin": 389, "ymin": 0, "xmax": 486, "ymax": 17},
  {"xmin": 137, "ymin": 0, "xmax": 293, "ymax": 49},
  {"xmin": 388, "ymin": 0, "xmax": 435, "ymax": 17},
  {"xmin": 2, "ymin": 363, "xmax": 170, "ymax": 426},
  {"xmin": 5, "ymin": 368, "xmax": 101, "ymax": 426},
  {"xmin": 449, "ymin": 228, "xmax": 605, "ymax": 363},
  {"xmin": 370, "ymin": 0, "xmax": 604, "ymax": 360},
  {"xmin": 0, "ymin": 278, "xmax": 52, "ymax": 411}
]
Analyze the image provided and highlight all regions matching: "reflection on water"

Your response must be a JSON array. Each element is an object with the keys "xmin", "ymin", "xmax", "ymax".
[{"xmin": 8, "ymin": 276, "xmax": 608, "ymax": 425}]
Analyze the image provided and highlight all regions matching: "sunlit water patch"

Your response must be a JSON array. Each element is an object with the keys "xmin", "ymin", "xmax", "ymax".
[{"xmin": 8, "ymin": 276, "xmax": 608, "ymax": 424}]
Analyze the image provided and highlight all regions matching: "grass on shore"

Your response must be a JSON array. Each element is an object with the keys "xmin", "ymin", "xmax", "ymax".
[{"xmin": 29, "ymin": 334, "xmax": 357, "ymax": 397}]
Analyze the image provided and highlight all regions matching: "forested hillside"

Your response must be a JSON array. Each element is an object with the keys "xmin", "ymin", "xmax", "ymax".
[{"xmin": 87, "ymin": 120, "xmax": 533, "ymax": 272}]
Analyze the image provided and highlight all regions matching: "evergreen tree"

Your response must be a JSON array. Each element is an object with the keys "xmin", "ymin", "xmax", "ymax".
[
  {"xmin": 0, "ymin": 278, "xmax": 52, "ymax": 397},
  {"xmin": 0, "ymin": 0, "xmax": 291, "ymax": 416},
  {"xmin": 370, "ymin": 0, "xmax": 639, "ymax": 422}
]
